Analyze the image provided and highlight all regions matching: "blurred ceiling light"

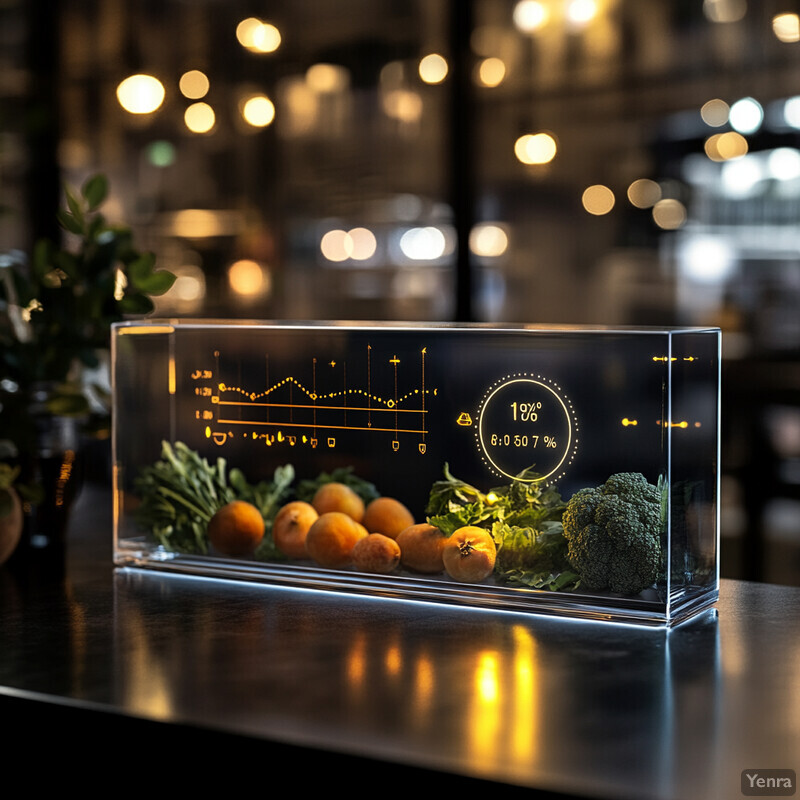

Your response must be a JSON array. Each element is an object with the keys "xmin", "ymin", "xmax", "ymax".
[
  {"xmin": 582, "ymin": 185, "xmax": 615, "ymax": 215},
  {"xmin": 566, "ymin": 0, "xmax": 598, "ymax": 26},
  {"xmin": 169, "ymin": 209, "xmax": 232, "ymax": 238},
  {"xmin": 400, "ymin": 227, "xmax": 447, "ymax": 260},
  {"xmin": 306, "ymin": 63, "xmax": 350, "ymax": 93},
  {"xmin": 184, "ymin": 102, "xmax": 215, "ymax": 134},
  {"xmin": 784, "ymin": 96, "xmax": 800, "ymax": 128},
  {"xmin": 236, "ymin": 17, "xmax": 281, "ymax": 53},
  {"xmin": 146, "ymin": 140, "xmax": 176, "ymax": 168},
  {"xmin": 382, "ymin": 89, "xmax": 423, "ymax": 123},
  {"xmin": 477, "ymin": 57, "xmax": 506, "ymax": 87},
  {"xmin": 677, "ymin": 236, "xmax": 735, "ymax": 283},
  {"xmin": 705, "ymin": 131, "xmax": 748, "ymax": 161},
  {"xmin": 419, "ymin": 53, "xmax": 449, "ymax": 84},
  {"xmin": 179, "ymin": 70, "xmax": 209, "ymax": 99},
  {"xmin": 116, "ymin": 74, "xmax": 165, "ymax": 114},
  {"xmin": 469, "ymin": 224, "xmax": 508, "ymax": 257},
  {"xmin": 513, "ymin": 0, "xmax": 549, "ymax": 32},
  {"xmin": 164, "ymin": 264, "xmax": 206, "ymax": 311},
  {"xmin": 320, "ymin": 228, "xmax": 377, "ymax": 262},
  {"xmin": 228, "ymin": 259, "xmax": 269, "ymax": 296},
  {"xmin": 773, "ymin": 13, "xmax": 800, "ymax": 42},
  {"xmin": 627, "ymin": 178, "xmax": 662, "ymax": 208},
  {"xmin": 700, "ymin": 98, "xmax": 729, "ymax": 127},
  {"xmin": 721, "ymin": 155, "xmax": 763, "ymax": 198},
  {"xmin": 703, "ymin": 0, "xmax": 747, "ymax": 23},
  {"xmin": 514, "ymin": 132, "xmax": 557, "ymax": 165},
  {"xmin": 652, "ymin": 199, "xmax": 687, "ymax": 230},
  {"xmin": 242, "ymin": 95, "xmax": 275, "ymax": 127},
  {"xmin": 729, "ymin": 97, "xmax": 763, "ymax": 134},
  {"xmin": 768, "ymin": 147, "xmax": 800, "ymax": 180}
]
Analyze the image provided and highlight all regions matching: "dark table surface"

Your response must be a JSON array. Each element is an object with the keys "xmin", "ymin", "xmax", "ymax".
[{"xmin": 1, "ymin": 486, "xmax": 799, "ymax": 798}]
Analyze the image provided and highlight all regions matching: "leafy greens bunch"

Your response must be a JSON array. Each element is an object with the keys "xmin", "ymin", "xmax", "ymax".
[
  {"xmin": 134, "ymin": 441, "xmax": 294, "ymax": 555},
  {"xmin": 425, "ymin": 464, "xmax": 581, "ymax": 591}
]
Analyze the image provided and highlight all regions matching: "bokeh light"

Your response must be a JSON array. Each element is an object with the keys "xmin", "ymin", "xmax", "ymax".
[
  {"xmin": 773, "ymin": 13, "xmax": 800, "ymax": 42},
  {"xmin": 469, "ymin": 224, "xmax": 508, "ymax": 257},
  {"xmin": 513, "ymin": 0, "xmax": 549, "ymax": 32},
  {"xmin": 306, "ymin": 63, "xmax": 350, "ymax": 93},
  {"xmin": 179, "ymin": 70, "xmax": 209, "ymax": 99},
  {"xmin": 703, "ymin": 0, "xmax": 747, "ymax": 23},
  {"xmin": 400, "ymin": 227, "xmax": 447, "ymax": 260},
  {"xmin": 729, "ymin": 97, "xmax": 763, "ymax": 134},
  {"xmin": 242, "ymin": 95, "xmax": 276, "ymax": 127},
  {"xmin": 116, "ymin": 74, "xmax": 165, "ymax": 114},
  {"xmin": 652, "ymin": 199, "xmax": 687, "ymax": 230},
  {"xmin": 566, "ymin": 0, "xmax": 598, "ymax": 27},
  {"xmin": 419, "ymin": 53, "xmax": 449, "ymax": 84},
  {"xmin": 705, "ymin": 131, "xmax": 748, "ymax": 161},
  {"xmin": 236, "ymin": 18, "xmax": 281, "ymax": 53},
  {"xmin": 146, "ymin": 140, "xmax": 176, "ymax": 168},
  {"xmin": 320, "ymin": 228, "xmax": 377, "ymax": 262},
  {"xmin": 582, "ymin": 185, "xmax": 615, "ymax": 215},
  {"xmin": 477, "ymin": 57, "xmax": 506, "ymax": 87},
  {"xmin": 627, "ymin": 179, "xmax": 662, "ymax": 209},
  {"xmin": 228, "ymin": 259, "xmax": 270, "ymax": 296},
  {"xmin": 514, "ymin": 132, "xmax": 557, "ymax": 165},
  {"xmin": 184, "ymin": 102, "xmax": 216, "ymax": 134},
  {"xmin": 700, "ymin": 98, "xmax": 729, "ymax": 127}
]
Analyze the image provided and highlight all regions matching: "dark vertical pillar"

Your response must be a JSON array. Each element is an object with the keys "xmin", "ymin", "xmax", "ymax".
[
  {"xmin": 24, "ymin": 0, "xmax": 62, "ymax": 249},
  {"xmin": 449, "ymin": 0, "xmax": 474, "ymax": 322}
]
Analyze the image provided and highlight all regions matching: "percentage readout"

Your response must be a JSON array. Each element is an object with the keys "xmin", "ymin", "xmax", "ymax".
[
  {"xmin": 477, "ymin": 375, "xmax": 577, "ymax": 483},
  {"xmin": 510, "ymin": 401, "xmax": 541, "ymax": 422}
]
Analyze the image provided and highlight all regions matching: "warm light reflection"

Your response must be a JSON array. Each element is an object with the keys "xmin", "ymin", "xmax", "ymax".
[
  {"xmin": 116, "ymin": 74, "xmax": 165, "ymax": 114},
  {"xmin": 705, "ymin": 131, "xmax": 748, "ymax": 161},
  {"xmin": 306, "ymin": 63, "xmax": 350, "ymax": 93},
  {"xmin": 773, "ymin": 13, "xmax": 800, "ymax": 42},
  {"xmin": 242, "ymin": 95, "xmax": 275, "ymax": 127},
  {"xmin": 703, "ymin": 0, "xmax": 747, "ymax": 24},
  {"xmin": 184, "ymin": 102, "xmax": 215, "ymax": 134},
  {"xmin": 320, "ymin": 228, "xmax": 377, "ymax": 262},
  {"xmin": 511, "ymin": 625, "xmax": 538, "ymax": 762},
  {"xmin": 477, "ymin": 57, "xmax": 506, "ymax": 87},
  {"xmin": 385, "ymin": 643, "xmax": 402, "ymax": 677},
  {"xmin": 514, "ymin": 132, "xmax": 557, "ymax": 165},
  {"xmin": 419, "ymin": 53, "xmax": 449, "ymax": 84},
  {"xmin": 179, "ymin": 70, "xmax": 209, "ymax": 99},
  {"xmin": 582, "ymin": 184, "xmax": 615, "ymax": 215},
  {"xmin": 652, "ymin": 198, "xmax": 687, "ymax": 230},
  {"xmin": 627, "ymin": 178, "xmax": 661, "ymax": 209},
  {"xmin": 566, "ymin": 0, "xmax": 598, "ymax": 27},
  {"xmin": 466, "ymin": 650, "xmax": 502, "ymax": 767},
  {"xmin": 411, "ymin": 653, "xmax": 435, "ymax": 717},
  {"xmin": 228, "ymin": 259, "xmax": 268, "ymax": 296},
  {"xmin": 700, "ymin": 98, "xmax": 729, "ymax": 127},
  {"xmin": 236, "ymin": 17, "xmax": 281, "ymax": 53},
  {"xmin": 470, "ymin": 223, "xmax": 508, "ymax": 257},
  {"xmin": 513, "ymin": 0, "xmax": 549, "ymax": 32},
  {"xmin": 382, "ymin": 90, "xmax": 423, "ymax": 123}
]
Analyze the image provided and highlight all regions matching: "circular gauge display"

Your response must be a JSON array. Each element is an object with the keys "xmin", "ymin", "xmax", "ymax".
[{"xmin": 476, "ymin": 374, "xmax": 578, "ymax": 483}]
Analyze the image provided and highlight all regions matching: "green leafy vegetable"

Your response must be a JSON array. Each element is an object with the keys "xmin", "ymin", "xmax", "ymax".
[
  {"xmin": 134, "ymin": 440, "xmax": 293, "ymax": 555},
  {"xmin": 424, "ymin": 464, "xmax": 579, "ymax": 592}
]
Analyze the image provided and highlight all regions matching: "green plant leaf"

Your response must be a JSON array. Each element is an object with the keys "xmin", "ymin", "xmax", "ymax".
[
  {"xmin": 82, "ymin": 174, "xmax": 108, "ymax": 211},
  {"xmin": 46, "ymin": 392, "xmax": 91, "ymax": 416},
  {"xmin": 56, "ymin": 208, "xmax": 83, "ymax": 235},
  {"xmin": 128, "ymin": 253, "xmax": 176, "ymax": 295},
  {"xmin": 64, "ymin": 186, "xmax": 85, "ymax": 228},
  {"xmin": 118, "ymin": 293, "xmax": 155, "ymax": 314}
]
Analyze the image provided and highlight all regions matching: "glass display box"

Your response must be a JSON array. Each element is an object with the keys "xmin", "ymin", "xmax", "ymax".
[{"xmin": 112, "ymin": 320, "xmax": 720, "ymax": 626}]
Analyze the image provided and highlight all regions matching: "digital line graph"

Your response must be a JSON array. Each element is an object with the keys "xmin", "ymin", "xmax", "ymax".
[{"xmin": 197, "ymin": 343, "xmax": 435, "ymax": 453}]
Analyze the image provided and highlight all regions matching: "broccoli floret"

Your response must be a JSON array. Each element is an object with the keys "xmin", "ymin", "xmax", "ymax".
[{"xmin": 562, "ymin": 472, "xmax": 663, "ymax": 596}]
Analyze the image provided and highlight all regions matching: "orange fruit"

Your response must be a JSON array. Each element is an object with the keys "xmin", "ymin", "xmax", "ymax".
[
  {"xmin": 396, "ymin": 523, "xmax": 446, "ymax": 574},
  {"xmin": 442, "ymin": 526, "xmax": 496, "ymax": 583},
  {"xmin": 305, "ymin": 511, "xmax": 368, "ymax": 568},
  {"xmin": 207, "ymin": 500, "xmax": 265, "ymax": 556},
  {"xmin": 362, "ymin": 496, "xmax": 415, "ymax": 539},
  {"xmin": 272, "ymin": 501, "xmax": 319, "ymax": 559},
  {"xmin": 352, "ymin": 533, "xmax": 401, "ymax": 574},
  {"xmin": 311, "ymin": 482, "xmax": 365, "ymax": 522}
]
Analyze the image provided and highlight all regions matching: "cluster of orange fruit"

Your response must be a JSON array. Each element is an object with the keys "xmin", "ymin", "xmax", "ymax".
[{"xmin": 207, "ymin": 481, "xmax": 497, "ymax": 584}]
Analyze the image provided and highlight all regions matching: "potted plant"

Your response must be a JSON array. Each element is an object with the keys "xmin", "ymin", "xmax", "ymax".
[{"xmin": 0, "ymin": 174, "xmax": 175, "ymax": 552}]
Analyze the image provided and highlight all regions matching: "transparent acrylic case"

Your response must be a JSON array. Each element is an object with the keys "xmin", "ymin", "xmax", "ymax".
[{"xmin": 112, "ymin": 320, "xmax": 720, "ymax": 626}]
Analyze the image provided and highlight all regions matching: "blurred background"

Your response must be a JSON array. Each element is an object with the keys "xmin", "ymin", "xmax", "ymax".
[{"xmin": 2, "ymin": 0, "xmax": 800, "ymax": 583}]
